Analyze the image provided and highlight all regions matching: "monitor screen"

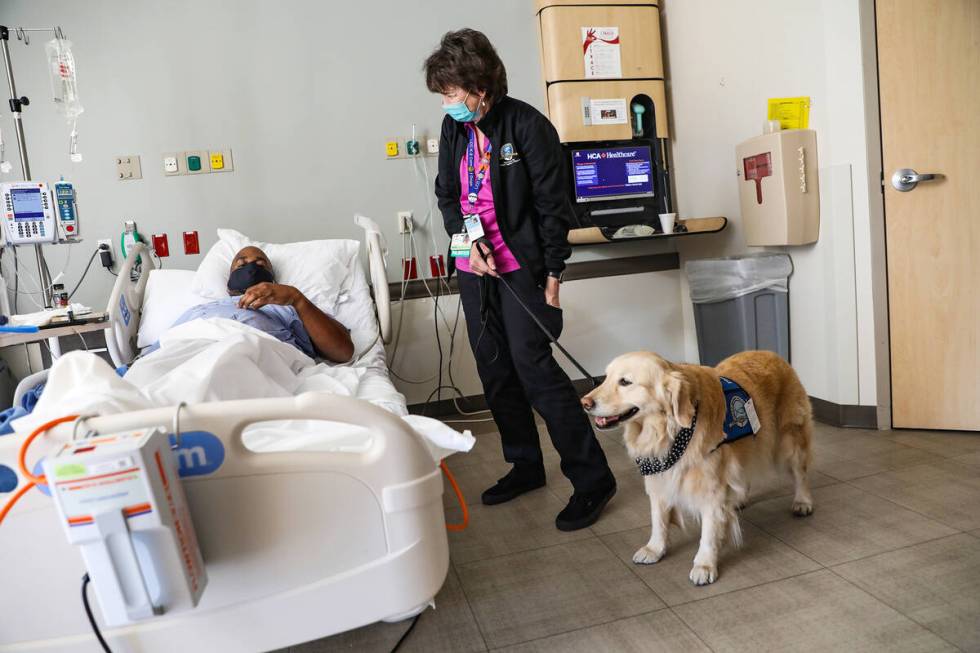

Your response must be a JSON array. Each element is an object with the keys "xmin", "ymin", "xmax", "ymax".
[
  {"xmin": 572, "ymin": 145, "xmax": 655, "ymax": 203},
  {"xmin": 10, "ymin": 188, "xmax": 44, "ymax": 221}
]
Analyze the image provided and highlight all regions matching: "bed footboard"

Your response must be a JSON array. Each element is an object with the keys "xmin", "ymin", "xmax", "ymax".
[
  {"xmin": 103, "ymin": 242, "xmax": 155, "ymax": 367},
  {"xmin": 0, "ymin": 392, "xmax": 449, "ymax": 651}
]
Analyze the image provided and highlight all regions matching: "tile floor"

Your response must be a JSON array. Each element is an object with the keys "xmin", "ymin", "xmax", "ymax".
[{"xmin": 287, "ymin": 421, "xmax": 980, "ymax": 652}]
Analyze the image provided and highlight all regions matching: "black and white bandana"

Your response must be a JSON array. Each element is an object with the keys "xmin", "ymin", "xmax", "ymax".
[{"xmin": 635, "ymin": 404, "xmax": 699, "ymax": 476}]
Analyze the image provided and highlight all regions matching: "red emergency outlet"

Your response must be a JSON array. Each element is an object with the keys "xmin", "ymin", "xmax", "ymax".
[
  {"xmin": 152, "ymin": 233, "xmax": 170, "ymax": 257},
  {"xmin": 429, "ymin": 254, "xmax": 445, "ymax": 278},
  {"xmin": 183, "ymin": 230, "xmax": 200, "ymax": 255},
  {"xmin": 402, "ymin": 257, "xmax": 418, "ymax": 280}
]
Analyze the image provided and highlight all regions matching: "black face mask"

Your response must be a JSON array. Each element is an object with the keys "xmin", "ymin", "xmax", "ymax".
[{"xmin": 227, "ymin": 261, "xmax": 274, "ymax": 293}]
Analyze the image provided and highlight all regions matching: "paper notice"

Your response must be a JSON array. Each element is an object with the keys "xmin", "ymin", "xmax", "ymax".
[
  {"xmin": 582, "ymin": 27, "xmax": 622, "ymax": 79},
  {"xmin": 767, "ymin": 96, "xmax": 811, "ymax": 130},
  {"xmin": 588, "ymin": 98, "xmax": 628, "ymax": 125}
]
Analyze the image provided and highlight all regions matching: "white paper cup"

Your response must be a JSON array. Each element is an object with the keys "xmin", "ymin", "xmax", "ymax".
[{"xmin": 659, "ymin": 212, "xmax": 677, "ymax": 234}]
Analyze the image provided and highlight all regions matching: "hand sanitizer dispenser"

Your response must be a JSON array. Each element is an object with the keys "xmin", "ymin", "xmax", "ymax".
[{"xmin": 736, "ymin": 122, "xmax": 819, "ymax": 246}]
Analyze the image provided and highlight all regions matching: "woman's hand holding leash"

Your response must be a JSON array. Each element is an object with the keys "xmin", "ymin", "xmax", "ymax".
[{"xmin": 470, "ymin": 239, "xmax": 498, "ymax": 277}]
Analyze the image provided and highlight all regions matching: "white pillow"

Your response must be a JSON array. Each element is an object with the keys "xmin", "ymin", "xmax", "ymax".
[
  {"xmin": 137, "ymin": 269, "xmax": 211, "ymax": 348},
  {"xmin": 190, "ymin": 229, "xmax": 359, "ymax": 316}
]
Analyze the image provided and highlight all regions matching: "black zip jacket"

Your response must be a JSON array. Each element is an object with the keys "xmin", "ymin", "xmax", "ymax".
[{"xmin": 434, "ymin": 95, "xmax": 571, "ymax": 283}]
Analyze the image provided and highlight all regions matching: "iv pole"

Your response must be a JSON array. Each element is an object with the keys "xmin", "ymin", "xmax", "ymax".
[{"xmin": 0, "ymin": 25, "xmax": 64, "ymax": 309}]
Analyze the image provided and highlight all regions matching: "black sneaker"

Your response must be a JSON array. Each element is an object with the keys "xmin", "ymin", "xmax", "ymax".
[
  {"xmin": 481, "ymin": 466, "xmax": 546, "ymax": 506},
  {"xmin": 555, "ymin": 482, "xmax": 617, "ymax": 531}
]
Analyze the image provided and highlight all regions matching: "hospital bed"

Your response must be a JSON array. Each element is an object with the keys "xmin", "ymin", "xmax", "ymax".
[{"xmin": 0, "ymin": 219, "xmax": 458, "ymax": 652}]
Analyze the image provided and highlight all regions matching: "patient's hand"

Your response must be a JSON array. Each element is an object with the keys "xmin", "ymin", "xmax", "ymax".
[{"xmin": 238, "ymin": 282, "xmax": 302, "ymax": 310}]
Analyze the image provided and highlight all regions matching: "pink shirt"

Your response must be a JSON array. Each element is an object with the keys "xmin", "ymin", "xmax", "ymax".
[{"xmin": 455, "ymin": 128, "xmax": 521, "ymax": 275}]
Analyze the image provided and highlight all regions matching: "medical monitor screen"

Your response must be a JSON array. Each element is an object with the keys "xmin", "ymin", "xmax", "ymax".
[
  {"xmin": 10, "ymin": 188, "xmax": 43, "ymax": 221},
  {"xmin": 572, "ymin": 145, "xmax": 655, "ymax": 203}
]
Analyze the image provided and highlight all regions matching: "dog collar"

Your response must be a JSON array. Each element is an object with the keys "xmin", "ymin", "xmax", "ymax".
[{"xmin": 635, "ymin": 404, "xmax": 699, "ymax": 476}]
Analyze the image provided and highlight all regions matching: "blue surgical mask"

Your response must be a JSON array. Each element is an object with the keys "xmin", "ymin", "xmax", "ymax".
[{"xmin": 442, "ymin": 92, "xmax": 480, "ymax": 123}]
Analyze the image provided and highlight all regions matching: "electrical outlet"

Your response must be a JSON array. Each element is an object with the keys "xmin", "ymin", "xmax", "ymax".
[
  {"xmin": 402, "ymin": 257, "xmax": 418, "ymax": 280},
  {"xmin": 115, "ymin": 155, "xmax": 142, "ymax": 180},
  {"xmin": 151, "ymin": 233, "xmax": 170, "ymax": 257},
  {"xmin": 97, "ymin": 238, "xmax": 113, "ymax": 258},
  {"xmin": 163, "ymin": 153, "xmax": 181, "ymax": 176},
  {"xmin": 426, "ymin": 138, "xmax": 439, "ymax": 154},
  {"xmin": 183, "ymin": 230, "xmax": 201, "ymax": 254},
  {"xmin": 397, "ymin": 211, "xmax": 413, "ymax": 234},
  {"xmin": 183, "ymin": 150, "xmax": 209, "ymax": 175},
  {"xmin": 209, "ymin": 148, "xmax": 234, "ymax": 172}
]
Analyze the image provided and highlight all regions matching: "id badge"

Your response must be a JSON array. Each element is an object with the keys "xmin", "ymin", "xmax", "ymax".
[
  {"xmin": 450, "ymin": 232, "xmax": 471, "ymax": 258},
  {"xmin": 463, "ymin": 214, "xmax": 485, "ymax": 240}
]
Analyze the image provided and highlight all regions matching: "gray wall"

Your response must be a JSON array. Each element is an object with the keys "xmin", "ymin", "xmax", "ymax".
[
  {"xmin": 0, "ymin": 0, "xmax": 684, "ymax": 403},
  {"xmin": 2, "ymin": 0, "xmax": 660, "ymax": 309},
  {"xmin": 1, "ymin": 1, "xmax": 883, "ymax": 414}
]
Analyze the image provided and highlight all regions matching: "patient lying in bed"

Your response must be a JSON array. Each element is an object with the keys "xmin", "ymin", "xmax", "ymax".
[{"xmin": 149, "ymin": 246, "xmax": 354, "ymax": 363}]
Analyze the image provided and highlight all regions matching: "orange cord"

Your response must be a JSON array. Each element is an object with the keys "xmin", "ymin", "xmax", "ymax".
[
  {"xmin": 0, "ymin": 414, "xmax": 79, "ymax": 527},
  {"xmin": 18, "ymin": 414, "xmax": 79, "ymax": 484},
  {"xmin": 440, "ymin": 461, "xmax": 469, "ymax": 531},
  {"xmin": 0, "ymin": 480, "xmax": 37, "ymax": 526}
]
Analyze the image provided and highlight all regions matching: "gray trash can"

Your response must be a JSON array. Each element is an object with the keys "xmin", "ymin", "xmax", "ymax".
[{"xmin": 686, "ymin": 254, "xmax": 793, "ymax": 367}]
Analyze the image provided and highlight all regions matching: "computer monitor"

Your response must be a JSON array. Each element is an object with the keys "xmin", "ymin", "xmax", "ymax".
[{"xmin": 571, "ymin": 145, "xmax": 655, "ymax": 203}]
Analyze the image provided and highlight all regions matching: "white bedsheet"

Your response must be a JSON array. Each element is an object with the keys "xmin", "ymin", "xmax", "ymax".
[{"xmin": 14, "ymin": 318, "xmax": 472, "ymax": 461}]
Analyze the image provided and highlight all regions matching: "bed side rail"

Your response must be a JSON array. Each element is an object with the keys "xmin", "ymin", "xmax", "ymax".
[
  {"xmin": 104, "ymin": 242, "xmax": 156, "ymax": 367},
  {"xmin": 355, "ymin": 214, "xmax": 391, "ymax": 344},
  {"xmin": 65, "ymin": 392, "xmax": 436, "ymax": 490}
]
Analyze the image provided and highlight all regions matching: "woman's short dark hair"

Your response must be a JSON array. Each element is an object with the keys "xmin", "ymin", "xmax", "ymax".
[{"xmin": 424, "ymin": 29, "xmax": 508, "ymax": 104}]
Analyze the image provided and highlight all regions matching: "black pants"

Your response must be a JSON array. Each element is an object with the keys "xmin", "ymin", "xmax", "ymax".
[{"xmin": 457, "ymin": 268, "xmax": 614, "ymax": 495}]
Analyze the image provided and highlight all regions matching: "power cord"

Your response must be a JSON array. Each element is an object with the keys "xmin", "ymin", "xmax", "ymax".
[
  {"xmin": 13, "ymin": 247, "xmax": 18, "ymax": 313},
  {"xmin": 67, "ymin": 246, "xmax": 101, "ymax": 300},
  {"xmin": 389, "ymin": 612, "xmax": 422, "ymax": 653},
  {"xmin": 81, "ymin": 573, "xmax": 113, "ymax": 653},
  {"xmin": 388, "ymin": 165, "xmax": 496, "ymax": 420}
]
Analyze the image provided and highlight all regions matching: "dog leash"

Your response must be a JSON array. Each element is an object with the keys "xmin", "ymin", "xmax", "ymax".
[{"xmin": 475, "ymin": 241, "xmax": 598, "ymax": 389}]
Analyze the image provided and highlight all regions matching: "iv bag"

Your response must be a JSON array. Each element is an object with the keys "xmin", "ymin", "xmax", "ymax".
[{"xmin": 45, "ymin": 38, "xmax": 83, "ymax": 120}]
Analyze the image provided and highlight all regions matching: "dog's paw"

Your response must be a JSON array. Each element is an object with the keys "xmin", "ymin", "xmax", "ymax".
[
  {"xmin": 793, "ymin": 501, "xmax": 814, "ymax": 517},
  {"xmin": 632, "ymin": 545, "xmax": 665, "ymax": 565},
  {"xmin": 689, "ymin": 564, "xmax": 718, "ymax": 586}
]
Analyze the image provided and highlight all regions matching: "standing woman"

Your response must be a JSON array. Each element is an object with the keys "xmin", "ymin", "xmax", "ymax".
[{"xmin": 424, "ymin": 29, "xmax": 616, "ymax": 531}]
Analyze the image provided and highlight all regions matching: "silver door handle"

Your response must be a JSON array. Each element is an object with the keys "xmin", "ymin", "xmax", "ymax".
[{"xmin": 891, "ymin": 168, "xmax": 942, "ymax": 192}]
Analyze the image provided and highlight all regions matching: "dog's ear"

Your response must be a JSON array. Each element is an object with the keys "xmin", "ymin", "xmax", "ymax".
[{"xmin": 665, "ymin": 369, "xmax": 695, "ymax": 428}]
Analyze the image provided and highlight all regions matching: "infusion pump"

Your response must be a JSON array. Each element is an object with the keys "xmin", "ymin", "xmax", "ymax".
[{"xmin": 1, "ymin": 181, "xmax": 64, "ymax": 245}]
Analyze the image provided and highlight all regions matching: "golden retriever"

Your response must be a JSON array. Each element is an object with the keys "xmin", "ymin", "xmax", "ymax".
[{"xmin": 581, "ymin": 350, "xmax": 813, "ymax": 585}]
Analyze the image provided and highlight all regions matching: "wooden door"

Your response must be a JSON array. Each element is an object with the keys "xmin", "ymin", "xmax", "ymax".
[{"xmin": 878, "ymin": 0, "xmax": 980, "ymax": 429}]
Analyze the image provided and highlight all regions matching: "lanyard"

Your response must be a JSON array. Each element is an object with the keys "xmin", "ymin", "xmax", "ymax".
[{"xmin": 466, "ymin": 126, "xmax": 492, "ymax": 205}]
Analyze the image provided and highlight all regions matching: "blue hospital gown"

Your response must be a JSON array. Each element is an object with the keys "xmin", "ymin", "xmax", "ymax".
[{"xmin": 150, "ymin": 296, "xmax": 317, "ymax": 358}]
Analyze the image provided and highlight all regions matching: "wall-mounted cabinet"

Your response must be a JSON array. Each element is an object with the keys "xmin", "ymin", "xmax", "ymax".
[
  {"xmin": 535, "ymin": 1, "xmax": 666, "ymax": 144},
  {"xmin": 539, "ymin": 4, "xmax": 663, "ymax": 82},
  {"xmin": 547, "ymin": 79, "xmax": 667, "ymax": 143}
]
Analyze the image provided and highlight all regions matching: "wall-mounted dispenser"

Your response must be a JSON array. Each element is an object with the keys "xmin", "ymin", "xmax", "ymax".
[{"xmin": 735, "ymin": 122, "xmax": 820, "ymax": 246}]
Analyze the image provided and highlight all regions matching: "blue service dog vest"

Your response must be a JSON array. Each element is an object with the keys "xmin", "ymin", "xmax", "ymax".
[
  {"xmin": 719, "ymin": 376, "xmax": 759, "ymax": 444},
  {"xmin": 635, "ymin": 377, "xmax": 760, "ymax": 475}
]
